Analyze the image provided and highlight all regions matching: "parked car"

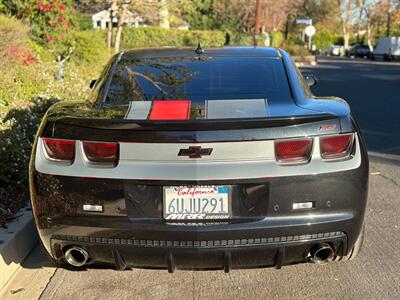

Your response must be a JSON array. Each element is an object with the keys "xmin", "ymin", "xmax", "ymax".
[
  {"xmin": 346, "ymin": 44, "xmax": 371, "ymax": 58},
  {"xmin": 372, "ymin": 36, "xmax": 400, "ymax": 61},
  {"xmin": 327, "ymin": 45, "xmax": 344, "ymax": 56},
  {"xmin": 30, "ymin": 47, "xmax": 369, "ymax": 272}
]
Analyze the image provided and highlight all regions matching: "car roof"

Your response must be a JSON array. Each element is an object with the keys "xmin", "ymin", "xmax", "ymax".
[{"xmin": 122, "ymin": 47, "xmax": 281, "ymax": 60}]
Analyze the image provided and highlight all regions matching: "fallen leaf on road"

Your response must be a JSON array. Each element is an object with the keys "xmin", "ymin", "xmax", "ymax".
[{"xmin": 10, "ymin": 288, "xmax": 25, "ymax": 294}]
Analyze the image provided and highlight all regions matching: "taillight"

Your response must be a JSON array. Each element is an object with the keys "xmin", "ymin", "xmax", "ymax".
[
  {"xmin": 320, "ymin": 133, "xmax": 354, "ymax": 159},
  {"xmin": 43, "ymin": 138, "xmax": 75, "ymax": 162},
  {"xmin": 82, "ymin": 141, "xmax": 119, "ymax": 165},
  {"xmin": 275, "ymin": 138, "xmax": 313, "ymax": 164}
]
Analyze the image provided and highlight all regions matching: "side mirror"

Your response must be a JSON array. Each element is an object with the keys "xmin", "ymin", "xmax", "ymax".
[
  {"xmin": 303, "ymin": 74, "xmax": 318, "ymax": 87},
  {"xmin": 90, "ymin": 79, "xmax": 97, "ymax": 89}
]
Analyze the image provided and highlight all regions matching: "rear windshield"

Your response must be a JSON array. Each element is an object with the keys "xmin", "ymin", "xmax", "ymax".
[{"xmin": 103, "ymin": 56, "xmax": 292, "ymax": 120}]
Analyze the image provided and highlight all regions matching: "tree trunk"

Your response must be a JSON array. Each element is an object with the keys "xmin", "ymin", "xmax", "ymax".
[
  {"xmin": 115, "ymin": 2, "xmax": 129, "ymax": 54},
  {"xmin": 107, "ymin": 8, "xmax": 113, "ymax": 57},
  {"xmin": 107, "ymin": 1, "xmax": 118, "ymax": 57},
  {"xmin": 367, "ymin": 20, "xmax": 373, "ymax": 50},
  {"xmin": 253, "ymin": 0, "xmax": 261, "ymax": 47},
  {"xmin": 159, "ymin": 0, "xmax": 170, "ymax": 29},
  {"xmin": 338, "ymin": 0, "xmax": 353, "ymax": 50},
  {"xmin": 386, "ymin": 9, "xmax": 392, "ymax": 36},
  {"xmin": 343, "ymin": 29, "xmax": 350, "ymax": 50}
]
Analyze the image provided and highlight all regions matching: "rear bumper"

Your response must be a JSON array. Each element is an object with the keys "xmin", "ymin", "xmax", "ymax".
[
  {"xmin": 50, "ymin": 230, "xmax": 347, "ymax": 271},
  {"xmin": 38, "ymin": 208, "xmax": 359, "ymax": 271}
]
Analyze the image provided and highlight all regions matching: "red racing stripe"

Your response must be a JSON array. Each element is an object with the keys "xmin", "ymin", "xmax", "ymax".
[{"xmin": 149, "ymin": 100, "xmax": 191, "ymax": 120}]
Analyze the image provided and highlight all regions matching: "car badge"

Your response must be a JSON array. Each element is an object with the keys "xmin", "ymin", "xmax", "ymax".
[{"xmin": 178, "ymin": 146, "xmax": 213, "ymax": 158}]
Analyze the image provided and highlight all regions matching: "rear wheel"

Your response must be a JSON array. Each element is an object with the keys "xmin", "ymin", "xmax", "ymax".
[{"xmin": 340, "ymin": 225, "xmax": 365, "ymax": 261}]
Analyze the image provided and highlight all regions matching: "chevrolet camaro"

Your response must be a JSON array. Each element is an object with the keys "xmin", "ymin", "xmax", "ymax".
[{"xmin": 30, "ymin": 47, "xmax": 368, "ymax": 272}]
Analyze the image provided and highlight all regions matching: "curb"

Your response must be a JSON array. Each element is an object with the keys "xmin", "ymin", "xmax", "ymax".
[
  {"xmin": 0, "ymin": 207, "xmax": 38, "ymax": 292},
  {"xmin": 293, "ymin": 55, "xmax": 317, "ymax": 67}
]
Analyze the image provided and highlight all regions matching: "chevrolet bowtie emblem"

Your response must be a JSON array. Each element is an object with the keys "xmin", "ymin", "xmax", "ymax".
[{"xmin": 178, "ymin": 146, "xmax": 213, "ymax": 158}]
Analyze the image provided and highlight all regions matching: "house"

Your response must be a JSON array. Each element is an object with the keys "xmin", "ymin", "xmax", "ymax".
[
  {"xmin": 177, "ymin": 21, "xmax": 190, "ymax": 30},
  {"xmin": 92, "ymin": 9, "xmax": 146, "ymax": 29}
]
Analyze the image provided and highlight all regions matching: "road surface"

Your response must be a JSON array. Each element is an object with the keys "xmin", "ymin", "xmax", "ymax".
[{"xmin": 2, "ymin": 58, "xmax": 400, "ymax": 300}]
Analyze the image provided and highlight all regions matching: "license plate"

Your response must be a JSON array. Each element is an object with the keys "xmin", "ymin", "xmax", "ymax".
[{"xmin": 163, "ymin": 186, "xmax": 229, "ymax": 220}]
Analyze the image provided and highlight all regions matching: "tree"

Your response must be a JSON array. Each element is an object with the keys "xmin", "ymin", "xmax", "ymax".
[
  {"xmin": 114, "ymin": 0, "xmax": 131, "ymax": 53},
  {"xmin": 260, "ymin": 0, "xmax": 302, "ymax": 33},
  {"xmin": 356, "ymin": 0, "xmax": 374, "ymax": 49},
  {"xmin": 338, "ymin": 0, "xmax": 355, "ymax": 49},
  {"xmin": 159, "ymin": 0, "xmax": 170, "ymax": 29}
]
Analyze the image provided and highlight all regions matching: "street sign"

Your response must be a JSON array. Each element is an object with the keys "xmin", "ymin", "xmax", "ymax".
[
  {"xmin": 305, "ymin": 25, "xmax": 316, "ymax": 37},
  {"xmin": 296, "ymin": 19, "xmax": 312, "ymax": 26}
]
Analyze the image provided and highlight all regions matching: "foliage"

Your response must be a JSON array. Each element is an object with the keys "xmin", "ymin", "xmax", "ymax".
[
  {"xmin": 284, "ymin": 44, "xmax": 311, "ymax": 57},
  {"xmin": 313, "ymin": 28, "xmax": 343, "ymax": 49},
  {"xmin": 0, "ymin": 0, "xmax": 34, "ymax": 19},
  {"xmin": 69, "ymin": 30, "xmax": 108, "ymax": 63},
  {"xmin": 121, "ymin": 26, "xmax": 227, "ymax": 48},
  {"xmin": 176, "ymin": 0, "xmax": 216, "ymax": 30},
  {"xmin": 74, "ymin": 13, "xmax": 93, "ymax": 31},
  {"xmin": 29, "ymin": 0, "xmax": 75, "ymax": 60},
  {"xmin": 271, "ymin": 31, "xmax": 284, "ymax": 48},
  {"xmin": 0, "ymin": 97, "xmax": 58, "ymax": 224}
]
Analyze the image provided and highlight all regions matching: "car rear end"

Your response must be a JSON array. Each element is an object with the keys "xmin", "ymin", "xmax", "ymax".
[{"xmin": 30, "ymin": 48, "xmax": 368, "ymax": 271}]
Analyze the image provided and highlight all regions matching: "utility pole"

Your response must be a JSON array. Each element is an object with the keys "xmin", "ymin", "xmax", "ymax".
[{"xmin": 253, "ymin": 0, "xmax": 261, "ymax": 47}]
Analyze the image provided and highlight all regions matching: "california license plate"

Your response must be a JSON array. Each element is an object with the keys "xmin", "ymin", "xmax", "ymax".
[{"xmin": 163, "ymin": 186, "xmax": 229, "ymax": 220}]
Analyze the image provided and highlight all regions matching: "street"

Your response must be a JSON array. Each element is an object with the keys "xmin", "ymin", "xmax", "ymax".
[{"xmin": 2, "ymin": 58, "xmax": 400, "ymax": 300}]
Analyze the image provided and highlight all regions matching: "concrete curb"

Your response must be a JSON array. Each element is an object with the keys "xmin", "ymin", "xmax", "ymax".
[
  {"xmin": 0, "ymin": 207, "xmax": 38, "ymax": 292},
  {"xmin": 293, "ymin": 55, "xmax": 317, "ymax": 67}
]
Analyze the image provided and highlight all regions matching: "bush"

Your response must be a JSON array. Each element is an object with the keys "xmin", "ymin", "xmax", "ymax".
[
  {"xmin": 313, "ymin": 29, "xmax": 343, "ymax": 49},
  {"xmin": 229, "ymin": 32, "xmax": 254, "ymax": 46},
  {"xmin": 0, "ymin": 97, "xmax": 58, "ymax": 225},
  {"xmin": 69, "ymin": 30, "xmax": 107, "ymax": 64},
  {"xmin": 121, "ymin": 27, "xmax": 227, "ymax": 49},
  {"xmin": 284, "ymin": 44, "xmax": 311, "ymax": 57},
  {"xmin": 271, "ymin": 31, "xmax": 284, "ymax": 48}
]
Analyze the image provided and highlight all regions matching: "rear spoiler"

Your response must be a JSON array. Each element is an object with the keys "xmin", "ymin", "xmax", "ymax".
[
  {"xmin": 48, "ymin": 113, "xmax": 337, "ymax": 132},
  {"xmin": 41, "ymin": 114, "xmax": 343, "ymax": 143}
]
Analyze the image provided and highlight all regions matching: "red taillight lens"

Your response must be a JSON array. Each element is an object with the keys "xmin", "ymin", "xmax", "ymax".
[
  {"xmin": 82, "ymin": 141, "xmax": 119, "ymax": 164},
  {"xmin": 320, "ymin": 133, "xmax": 354, "ymax": 159},
  {"xmin": 43, "ymin": 138, "xmax": 75, "ymax": 161},
  {"xmin": 275, "ymin": 138, "xmax": 313, "ymax": 164}
]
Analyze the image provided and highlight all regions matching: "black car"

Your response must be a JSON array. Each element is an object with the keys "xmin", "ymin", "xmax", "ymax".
[
  {"xmin": 347, "ymin": 44, "xmax": 371, "ymax": 58},
  {"xmin": 30, "ymin": 47, "xmax": 368, "ymax": 272}
]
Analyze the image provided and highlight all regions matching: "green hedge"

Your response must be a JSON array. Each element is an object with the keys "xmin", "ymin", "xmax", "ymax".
[
  {"xmin": 121, "ymin": 27, "xmax": 227, "ymax": 49},
  {"xmin": 313, "ymin": 29, "xmax": 343, "ymax": 49}
]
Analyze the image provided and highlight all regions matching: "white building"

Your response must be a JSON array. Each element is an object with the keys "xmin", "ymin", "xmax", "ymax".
[
  {"xmin": 92, "ymin": 9, "xmax": 146, "ymax": 29},
  {"xmin": 177, "ymin": 21, "xmax": 190, "ymax": 30}
]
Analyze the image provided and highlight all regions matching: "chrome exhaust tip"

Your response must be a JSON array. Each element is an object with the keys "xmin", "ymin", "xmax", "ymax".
[
  {"xmin": 64, "ymin": 246, "xmax": 89, "ymax": 267},
  {"xmin": 309, "ymin": 243, "xmax": 334, "ymax": 265}
]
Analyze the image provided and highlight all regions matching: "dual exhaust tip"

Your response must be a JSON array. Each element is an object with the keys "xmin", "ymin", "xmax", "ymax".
[{"xmin": 308, "ymin": 243, "xmax": 334, "ymax": 265}]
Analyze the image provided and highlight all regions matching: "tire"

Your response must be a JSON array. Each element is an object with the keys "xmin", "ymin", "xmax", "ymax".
[{"xmin": 340, "ymin": 225, "xmax": 365, "ymax": 261}]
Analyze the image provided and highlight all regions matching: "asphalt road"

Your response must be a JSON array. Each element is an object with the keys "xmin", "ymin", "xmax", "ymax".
[{"xmin": 2, "ymin": 58, "xmax": 400, "ymax": 300}]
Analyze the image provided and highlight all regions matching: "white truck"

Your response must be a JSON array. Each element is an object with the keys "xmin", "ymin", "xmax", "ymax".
[{"xmin": 372, "ymin": 36, "xmax": 400, "ymax": 61}]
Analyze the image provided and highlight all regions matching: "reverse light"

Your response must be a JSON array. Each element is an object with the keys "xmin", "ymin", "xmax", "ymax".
[
  {"xmin": 320, "ymin": 133, "xmax": 354, "ymax": 160},
  {"xmin": 82, "ymin": 141, "xmax": 119, "ymax": 165},
  {"xmin": 275, "ymin": 138, "xmax": 313, "ymax": 164},
  {"xmin": 43, "ymin": 138, "xmax": 75, "ymax": 162}
]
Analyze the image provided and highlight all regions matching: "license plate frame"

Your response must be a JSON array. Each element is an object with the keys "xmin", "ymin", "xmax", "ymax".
[{"xmin": 163, "ymin": 185, "xmax": 230, "ymax": 220}]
